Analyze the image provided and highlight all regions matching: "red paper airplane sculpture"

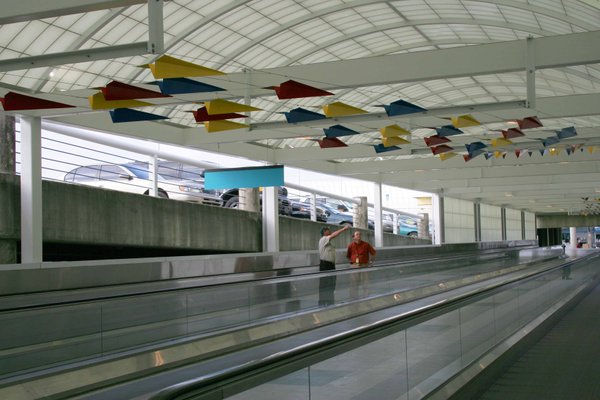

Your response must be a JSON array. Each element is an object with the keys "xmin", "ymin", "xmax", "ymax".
[
  {"xmin": 269, "ymin": 80, "xmax": 333, "ymax": 99},
  {"xmin": 430, "ymin": 144, "xmax": 454, "ymax": 155},
  {"xmin": 0, "ymin": 92, "xmax": 75, "ymax": 110},
  {"xmin": 502, "ymin": 128, "xmax": 525, "ymax": 139},
  {"xmin": 101, "ymin": 81, "xmax": 171, "ymax": 100},
  {"xmin": 516, "ymin": 116, "xmax": 543, "ymax": 129},
  {"xmin": 191, "ymin": 107, "xmax": 246, "ymax": 122},
  {"xmin": 424, "ymin": 135, "xmax": 451, "ymax": 147},
  {"xmin": 318, "ymin": 137, "xmax": 347, "ymax": 148}
]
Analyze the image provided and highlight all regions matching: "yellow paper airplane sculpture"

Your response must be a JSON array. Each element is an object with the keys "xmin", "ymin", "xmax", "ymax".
[
  {"xmin": 382, "ymin": 136, "xmax": 410, "ymax": 147},
  {"xmin": 491, "ymin": 137, "xmax": 513, "ymax": 147},
  {"xmin": 88, "ymin": 92, "xmax": 152, "ymax": 110},
  {"xmin": 323, "ymin": 101, "xmax": 367, "ymax": 117},
  {"xmin": 204, "ymin": 120, "xmax": 249, "ymax": 132},
  {"xmin": 141, "ymin": 55, "xmax": 225, "ymax": 79},
  {"xmin": 450, "ymin": 114, "xmax": 480, "ymax": 128},
  {"xmin": 380, "ymin": 124, "xmax": 410, "ymax": 138},
  {"xmin": 205, "ymin": 99, "xmax": 261, "ymax": 115},
  {"xmin": 439, "ymin": 152, "xmax": 457, "ymax": 161}
]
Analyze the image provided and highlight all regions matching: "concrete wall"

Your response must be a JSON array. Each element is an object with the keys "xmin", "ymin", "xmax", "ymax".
[
  {"xmin": 505, "ymin": 207, "xmax": 522, "ymax": 240},
  {"xmin": 480, "ymin": 203, "xmax": 502, "ymax": 242},
  {"xmin": 0, "ymin": 174, "xmax": 430, "ymax": 263},
  {"xmin": 279, "ymin": 216, "xmax": 430, "ymax": 252},
  {"xmin": 444, "ymin": 197, "xmax": 476, "ymax": 243}
]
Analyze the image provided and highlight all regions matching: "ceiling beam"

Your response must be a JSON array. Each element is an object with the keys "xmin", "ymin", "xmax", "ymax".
[
  {"xmin": 199, "ymin": 31, "xmax": 600, "ymax": 95},
  {"xmin": 0, "ymin": 1, "xmax": 149, "ymax": 24}
]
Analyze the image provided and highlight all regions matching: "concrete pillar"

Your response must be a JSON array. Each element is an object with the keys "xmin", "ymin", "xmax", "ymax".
[
  {"xmin": 373, "ymin": 182, "xmax": 383, "ymax": 247},
  {"xmin": 419, "ymin": 213, "xmax": 430, "ymax": 239},
  {"xmin": 587, "ymin": 227, "xmax": 594, "ymax": 248},
  {"xmin": 473, "ymin": 202, "xmax": 481, "ymax": 242},
  {"xmin": 500, "ymin": 207, "xmax": 507, "ymax": 241},
  {"xmin": 262, "ymin": 186, "xmax": 279, "ymax": 252},
  {"xmin": 0, "ymin": 115, "xmax": 17, "ymax": 263},
  {"xmin": 569, "ymin": 227, "xmax": 577, "ymax": 249},
  {"xmin": 432, "ymin": 193, "xmax": 444, "ymax": 244},
  {"xmin": 240, "ymin": 188, "xmax": 259, "ymax": 212},
  {"xmin": 20, "ymin": 116, "xmax": 43, "ymax": 263},
  {"xmin": 0, "ymin": 115, "xmax": 16, "ymax": 174},
  {"xmin": 353, "ymin": 196, "xmax": 368, "ymax": 230},
  {"xmin": 148, "ymin": 154, "xmax": 158, "ymax": 197},
  {"xmin": 309, "ymin": 192, "xmax": 317, "ymax": 222}
]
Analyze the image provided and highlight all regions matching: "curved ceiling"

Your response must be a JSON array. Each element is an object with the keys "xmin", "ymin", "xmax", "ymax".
[{"xmin": 1, "ymin": 0, "xmax": 600, "ymax": 215}]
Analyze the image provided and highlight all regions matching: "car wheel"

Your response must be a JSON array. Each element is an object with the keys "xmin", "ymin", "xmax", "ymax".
[
  {"xmin": 225, "ymin": 196, "xmax": 240, "ymax": 208},
  {"xmin": 408, "ymin": 231, "xmax": 418, "ymax": 237},
  {"xmin": 143, "ymin": 189, "xmax": 169, "ymax": 198},
  {"xmin": 341, "ymin": 222, "xmax": 352, "ymax": 227}
]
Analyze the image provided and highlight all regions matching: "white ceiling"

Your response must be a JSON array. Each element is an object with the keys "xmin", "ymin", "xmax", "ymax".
[{"xmin": 1, "ymin": 0, "xmax": 600, "ymax": 215}]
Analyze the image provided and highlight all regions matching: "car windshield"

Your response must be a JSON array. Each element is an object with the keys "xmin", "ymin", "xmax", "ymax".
[{"xmin": 123, "ymin": 164, "xmax": 167, "ymax": 181}]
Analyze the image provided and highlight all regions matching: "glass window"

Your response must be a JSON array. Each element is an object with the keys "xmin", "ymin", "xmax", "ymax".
[
  {"xmin": 64, "ymin": 171, "xmax": 75, "ymax": 182},
  {"xmin": 180, "ymin": 165, "xmax": 205, "ymax": 181},
  {"xmin": 73, "ymin": 166, "xmax": 100, "ymax": 182},
  {"xmin": 100, "ymin": 165, "xmax": 127, "ymax": 180},
  {"xmin": 157, "ymin": 161, "xmax": 181, "ymax": 180},
  {"xmin": 123, "ymin": 164, "xmax": 149, "ymax": 180}
]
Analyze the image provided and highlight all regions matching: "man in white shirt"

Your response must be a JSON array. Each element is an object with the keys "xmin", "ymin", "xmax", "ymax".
[{"xmin": 318, "ymin": 225, "xmax": 350, "ymax": 305}]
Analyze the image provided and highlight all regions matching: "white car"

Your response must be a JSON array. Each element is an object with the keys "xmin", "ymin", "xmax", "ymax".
[{"xmin": 63, "ymin": 163, "xmax": 223, "ymax": 206}]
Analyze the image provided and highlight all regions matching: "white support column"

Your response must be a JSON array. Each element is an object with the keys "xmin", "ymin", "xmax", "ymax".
[
  {"xmin": 569, "ymin": 227, "xmax": 577, "ymax": 249},
  {"xmin": 20, "ymin": 116, "xmax": 43, "ymax": 263},
  {"xmin": 262, "ymin": 186, "xmax": 279, "ymax": 252},
  {"xmin": 373, "ymin": 181, "xmax": 383, "ymax": 248},
  {"xmin": 309, "ymin": 192, "xmax": 317, "ymax": 222},
  {"xmin": 147, "ymin": 0, "xmax": 164, "ymax": 54},
  {"xmin": 501, "ymin": 207, "xmax": 507, "ymax": 241},
  {"xmin": 148, "ymin": 154, "xmax": 158, "ymax": 197},
  {"xmin": 432, "ymin": 193, "xmax": 444, "ymax": 245}
]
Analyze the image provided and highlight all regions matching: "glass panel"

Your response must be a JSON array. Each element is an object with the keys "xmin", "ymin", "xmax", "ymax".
[
  {"xmin": 406, "ymin": 310, "xmax": 461, "ymax": 399},
  {"xmin": 311, "ymin": 331, "xmax": 408, "ymax": 400},
  {"xmin": 229, "ymin": 368, "xmax": 310, "ymax": 400}
]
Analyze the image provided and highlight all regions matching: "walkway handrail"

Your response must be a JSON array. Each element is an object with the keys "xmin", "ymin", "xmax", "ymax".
[{"xmin": 149, "ymin": 254, "xmax": 597, "ymax": 400}]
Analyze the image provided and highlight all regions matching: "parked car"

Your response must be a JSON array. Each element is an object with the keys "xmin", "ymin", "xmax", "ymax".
[
  {"xmin": 315, "ymin": 201, "xmax": 375, "ymax": 229},
  {"xmin": 289, "ymin": 200, "xmax": 328, "ymax": 222},
  {"xmin": 63, "ymin": 163, "xmax": 223, "ymax": 205},
  {"xmin": 382, "ymin": 213, "xmax": 419, "ymax": 236},
  {"xmin": 399, "ymin": 216, "xmax": 419, "ymax": 237},
  {"xmin": 157, "ymin": 160, "xmax": 292, "ymax": 215}
]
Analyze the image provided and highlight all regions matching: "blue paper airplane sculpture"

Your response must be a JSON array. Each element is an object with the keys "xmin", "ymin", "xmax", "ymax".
[
  {"xmin": 284, "ymin": 107, "xmax": 327, "ymax": 123},
  {"xmin": 542, "ymin": 136, "xmax": 560, "ymax": 147},
  {"xmin": 556, "ymin": 126, "xmax": 577, "ymax": 139},
  {"xmin": 373, "ymin": 144, "xmax": 402, "ymax": 153},
  {"xmin": 151, "ymin": 78, "xmax": 225, "ymax": 94},
  {"xmin": 465, "ymin": 141, "xmax": 486, "ymax": 154},
  {"xmin": 436, "ymin": 125, "xmax": 463, "ymax": 137},
  {"xmin": 382, "ymin": 99, "xmax": 427, "ymax": 117},
  {"xmin": 324, "ymin": 124, "xmax": 360, "ymax": 138},
  {"xmin": 109, "ymin": 108, "xmax": 168, "ymax": 123}
]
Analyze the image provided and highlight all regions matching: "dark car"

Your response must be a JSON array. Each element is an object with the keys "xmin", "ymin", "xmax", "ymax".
[{"xmin": 289, "ymin": 200, "xmax": 327, "ymax": 222}]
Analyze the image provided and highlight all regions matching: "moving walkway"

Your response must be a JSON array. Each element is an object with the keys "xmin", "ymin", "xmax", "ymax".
[{"xmin": 1, "ymin": 244, "xmax": 593, "ymax": 399}]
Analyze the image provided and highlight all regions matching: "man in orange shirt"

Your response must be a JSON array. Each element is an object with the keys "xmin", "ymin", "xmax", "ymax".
[
  {"xmin": 346, "ymin": 231, "xmax": 376, "ymax": 298},
  {"xmin": 346, "ymin": 231, "xmax": 376, "ymax": 267}
]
